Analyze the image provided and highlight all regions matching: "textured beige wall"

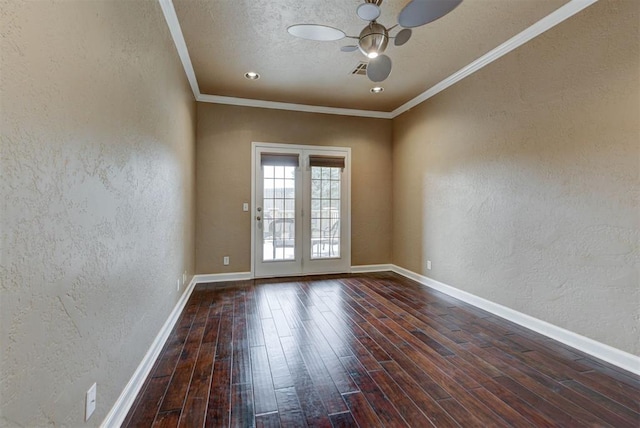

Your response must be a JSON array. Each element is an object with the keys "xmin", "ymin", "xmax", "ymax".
[
  {"xmin": 196, "ymin": 103, "xmax": 393, "ymax": 273},
  {"xmin": 393, "ymin": 0, "xmax": 639, "ymax": 355},
  {"xmin": 1, "ymin": 1, "xmax": 196, "ymax": 426}
]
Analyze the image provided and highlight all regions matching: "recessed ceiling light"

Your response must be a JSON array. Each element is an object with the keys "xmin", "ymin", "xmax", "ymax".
[
  {"xmin": 370, "ymin": 86, "xmax": 384, "ymax": 94},
  {"xmin": 244, "ymin": 71, "xmax": 260, "ymax": 80}
]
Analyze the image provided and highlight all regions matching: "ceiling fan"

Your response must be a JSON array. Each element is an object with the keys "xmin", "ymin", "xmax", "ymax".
[{"xmin": 287, "ymin": 0, "xmax": 462, "ymax": 83}]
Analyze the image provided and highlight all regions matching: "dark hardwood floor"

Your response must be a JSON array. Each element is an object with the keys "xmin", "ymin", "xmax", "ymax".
[{"xmin": 123, "ymin": 272, "xmax": 640, "ymax": 427}]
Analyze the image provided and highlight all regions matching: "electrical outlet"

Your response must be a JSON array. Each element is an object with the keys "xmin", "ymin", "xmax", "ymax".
[
  {"xmin": 85, "ymin": 383, "xmax": 96, "ymax": 421},
  {"xmin": 426, "ymin": 260, "xmax": 432, "ymax": 270},
  {"xmin": 223, "ymin": 256, "xmax": 230, "ymax": 266}
]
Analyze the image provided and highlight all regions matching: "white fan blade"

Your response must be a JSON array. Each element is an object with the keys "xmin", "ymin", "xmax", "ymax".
[
  {"xmin": 394, "ymin": 28, "xmax": 412, "ymax": 46},
  {"xmin": 340, "ymin": 45, "xmax": 359, "ymax": 52},
  {"xmin": 287, "ymin": 24, "xmax": 346, "ymax": 41},
  {"xmin": 367, "ymin": 54, "xmax": 392, "ymax": 82},
  {"xmin": 357, "ymin": 3, "xmax": 381, "ymax": 21},
  {"xmin": 398, "ymin": 0, "xmax": 462, "ymax": 28}
]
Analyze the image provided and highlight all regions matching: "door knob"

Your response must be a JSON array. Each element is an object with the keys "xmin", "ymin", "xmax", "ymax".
[
  {"xmin": 257, "ymin": 207, "xmax": 262, "ymax": 212},
  {"xmin": 256, "ymin": 216, "xmax": 261, "ymax": 221}
]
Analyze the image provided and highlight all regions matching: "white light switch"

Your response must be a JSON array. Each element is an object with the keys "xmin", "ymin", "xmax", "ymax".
[
  {"xmin": 223, "ymin": 256, "xmax": 230, "ymax": 265},
  {"xmin": 243, "ymin": 203, "xmax": 249, "ymax": 212},
  {"xmin": 86, "ymin": 383, "xmax": 96, "ymax": 421}
]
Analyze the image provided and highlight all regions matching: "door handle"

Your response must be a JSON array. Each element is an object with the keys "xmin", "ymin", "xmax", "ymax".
[{"xmin": 256, "ymin": 216, "xmax": 261, "ymax": 221}]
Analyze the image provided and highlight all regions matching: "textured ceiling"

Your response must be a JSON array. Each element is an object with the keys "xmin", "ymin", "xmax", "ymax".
[{"xmin": 173, "ymin": 0, "xmax": 570, "ymax": 112}]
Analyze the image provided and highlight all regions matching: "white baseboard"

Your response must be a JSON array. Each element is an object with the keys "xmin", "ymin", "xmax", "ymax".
[
  {"xmin": 351, "ymin": 264, "xmax": 394, "ymax": 273},
  {"xmin": 391, "ymin": 264, "xmax": 640, "ymax": 376},
  {"xmin": 194, "ymin": 272, "xmax": 253, "ymax": 283},
  {"xmin": 101, "ymin": 276, "xmax": 198, "ymax": 427},
  {"xmin": 194, "ymin": 268, "xmax": 397, "ymax": 281}
]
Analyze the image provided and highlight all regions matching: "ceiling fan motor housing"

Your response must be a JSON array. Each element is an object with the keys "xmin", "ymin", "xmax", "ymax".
[{"xmin": 358, "ymin": 21, "xmax": 388, "ymax": 58}]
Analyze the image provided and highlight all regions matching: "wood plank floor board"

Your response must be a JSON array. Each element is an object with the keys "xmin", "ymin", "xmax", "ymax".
[
  {"xmin": 485, "ymin": 334, "xmax": 640, "ymax": 417},
  {"xmin": 572, "ymin": 370, "xmax": 640, "ymax": 412},
  {"xmin": 274, "ymin": 386, "xmax": 306, "ymax": 427},
  {"xmin": 318, "ymin": 310, "xmax": 383, "ymax": 372},
  {"xmin": 177, "ymin": 396, "xmax": 205, "ymax": 428},
  {"xmin": 492, "ymin": 374, "xmax": 580, "ymax": 425},
  {"xmin": 274, "ymin": 291, "xmax": 305, "ymax": 332},
  {"xmin": 339, "ymin": 356, "xmax": 409, "ymax": 427},
  {"xmin": 337, "ymin": 302, "xmax": 452, "ymax": 401},
  {"xmin": 206, "ymin": 357, "xmax": 231, "ymax": 427},
  {"xmin": 327, "ymin": 411, "xmax": 357, "ymax": 428},
  {"xmin": 250, "ymin": 345, "xmax": 278, "ymax": 415},
  {"xmin": 254, "ymin": 412, "xmax": 280, "ymax": 428},
  {"xmin": 124, "ymin": 273, "xmax": 640, "ymax": 428},
  {"xmin": 158, "ymin": 303, "xmax": 209, "ymax": 413},
  {"xmin": 178, "ymin": 340, "xmax": 214, "ymax": 427},
  {"xmin": 379, "ymin": 360, "xmax": 460, "ymax": 427},
  {"xmin": 367, "ymin": 366, "xmax": 435, "ymax": 427},
  {"xmin": 126, "ymin": 375, "xmax": 172, "ymax": 427},
  {"xmin": 261, "ymin": 317, "xmax": 295, "ymax": 391},
  {"xmin": 230, "ymin": 382, "xmax": 255, "ymax": 428},
  {"xmin": 576, "ymin": 357, "xmax": 640, "ymax": 388},
  {"xmin": 153, "ymin": 410, "xmax": 180, "ymax": 428},
  {"xmin": 560, "ymin": 379, "xmax": 640, "ymax": 426},
  {"xmin": 214, "ymin": 303, "xmax": 234, "ymax": 360},
  {"xmin": 297, "ymin": 319, "xmax": 358, "ymax": 394},
  {"xmin": 279, "ymin": 336, "xmax": 332, "ymax": 427},
  {"xmin": 296, "ymin": 343, "xmax": 348, "ymax": 414},
  {"xmin": 341, "ymin": 392, "xmax": 383, "ymax": 427},
  {"xmin": 436, "ymin": 397, "xmax": 486, "ymax": 428},
  {"xmin": 478, "ymin": 344, "xmax": 618, "ymax": 426}
]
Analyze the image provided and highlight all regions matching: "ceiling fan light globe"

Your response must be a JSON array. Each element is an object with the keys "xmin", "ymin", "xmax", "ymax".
[
  {"xmin": 367, "ymin": 52, "xmax": 378, "ymax": 59},
  {"xmin": 357, "ymin": 22, "xmax": 388, "ymax": 59}
]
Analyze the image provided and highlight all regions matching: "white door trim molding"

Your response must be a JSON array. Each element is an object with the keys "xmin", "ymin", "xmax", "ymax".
[
  {"xmin": 390, "ymin": 264, "xmax": 640, "ymax": 376},
  {"xmin": 252, "ymin": 142, "xmax": 352, "ymax": 278},
  {"xmin": 159, "ymin": 0, "xmax": 598, "ymax": 119}
]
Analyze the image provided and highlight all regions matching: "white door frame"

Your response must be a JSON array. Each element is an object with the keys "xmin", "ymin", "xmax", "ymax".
[{"xmin": 251, "ymin": 141, "xmax": 352, "ymax": 278}]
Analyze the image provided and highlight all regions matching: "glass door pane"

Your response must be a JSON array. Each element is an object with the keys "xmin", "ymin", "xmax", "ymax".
[
  {"xmin": 310, "ymin": 166, "xmax": 341, "ymax": 259},
  {"xmin": 262, "ymin": 165, "xmax": 296, "ymax": 261}
]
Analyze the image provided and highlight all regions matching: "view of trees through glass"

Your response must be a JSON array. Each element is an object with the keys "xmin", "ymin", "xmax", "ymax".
[
  {"xmin": 311, "ymin": 166, "xmax": 341, "ymax": 259},
  {"xmin": 261, "ymin": 165, "xmax": 341, "ymax": 261},
  {"xmin": 262, "ymin": 165, "xmax": 295, "ymax": 261}
]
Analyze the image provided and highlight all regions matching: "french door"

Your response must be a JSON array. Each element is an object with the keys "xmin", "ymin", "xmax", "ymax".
[{"xmin": 253, "ymin": 143, "xmax": 351, "ymax": 278}]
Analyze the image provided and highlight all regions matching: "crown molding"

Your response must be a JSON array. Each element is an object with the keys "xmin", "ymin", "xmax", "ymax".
[
  {"xmin": 197, "ymin": 94, "xmax": 393, "ymax": 119},
  {"xmin": 160, "ymin": 0, "xmax": 598, "ymax": 120},
  {"xmin": 158, "ymin": 0, "xmax": 201, "ymax": 98}
]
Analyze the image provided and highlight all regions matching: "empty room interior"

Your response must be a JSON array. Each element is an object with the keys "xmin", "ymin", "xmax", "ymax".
[{"xmin": 1, "ymin": 0, "xmax": 639, "ymax": 426}]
